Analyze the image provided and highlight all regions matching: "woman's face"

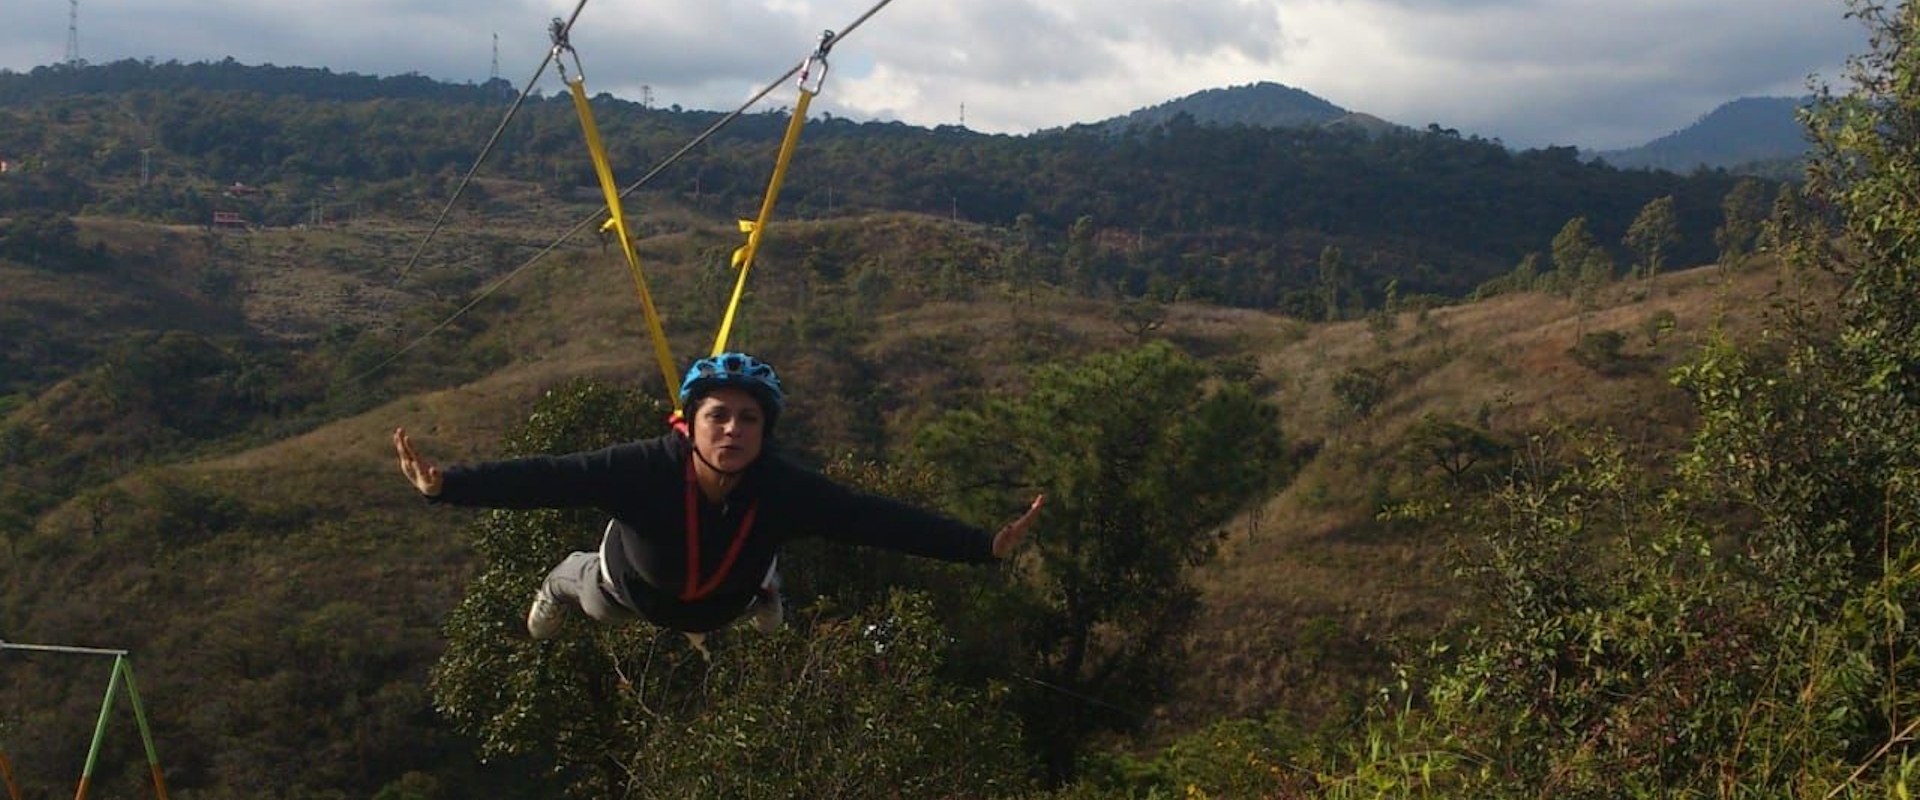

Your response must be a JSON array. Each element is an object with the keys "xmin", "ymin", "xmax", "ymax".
[{"xmin": 691, "ymin": 387, "xmax": 765, "ymax": 472}]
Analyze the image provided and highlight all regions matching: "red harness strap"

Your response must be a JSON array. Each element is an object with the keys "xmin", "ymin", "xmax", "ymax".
[{"xmin": 681, "ymin": 456, "xmax": 758, "ymax": 601}]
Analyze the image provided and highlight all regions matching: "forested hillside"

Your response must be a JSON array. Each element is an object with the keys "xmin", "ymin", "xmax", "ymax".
[
  {"xmin": 6, "ymin": 3, "xmax": 1916, "ymax": 795},
  {"xmin": 1, "ymin": 58, "xmax": 1749, "ymax": 313}
]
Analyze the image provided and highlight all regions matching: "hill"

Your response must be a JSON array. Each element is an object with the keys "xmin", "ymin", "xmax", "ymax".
[
  {"xmin": 1094, "ymin": 80, "xmax": 1379, "ymax": 133},
  {"xmin": 0, "ymin": 195, "xmax": 1812, "ymax": 795},
  {"xmin": 1091, "ymin": 82, "xmax": 1812, "ymax": 176},
  {"xmin": 0, "ymin": 58, "xmax": 1756, "ymax": 323},
  {"xmin": 0, "ymin": 57, "xmax": 515, "ymax": 106},
  {"xmin": 1593, "ymin": 95, "xmax": 1811, "ymax": 172}
]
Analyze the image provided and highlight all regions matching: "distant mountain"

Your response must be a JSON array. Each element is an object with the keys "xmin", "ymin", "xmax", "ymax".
[
  {"xmin": 1594, "ymin": 96, "xmax": 1811, "ymax": 172},
  {"xmin": 1097, "ymin": 81, "xmax": 1398, "ymax": 135}
]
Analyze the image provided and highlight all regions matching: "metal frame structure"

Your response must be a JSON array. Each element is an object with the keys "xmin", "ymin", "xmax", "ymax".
[{"xmin": 0, "ymin": 641, "xmax": 169, "ymax": 800}]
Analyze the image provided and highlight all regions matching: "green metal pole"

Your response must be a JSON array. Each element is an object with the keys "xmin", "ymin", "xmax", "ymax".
[
  {"xmin": 117, "ymin": 660, "xmax": 169, "ymax": 800},
  {"xmin": 74, "ymin": 655, "xmax": 125, "ymax": 800}
]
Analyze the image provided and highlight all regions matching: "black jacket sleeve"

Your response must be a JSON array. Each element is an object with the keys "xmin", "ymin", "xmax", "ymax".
[
  {"xmin": 434, "ymin": 437, "xmax": 673, "ymax": 511},
  {"xmin": 776, "ymin": 464, "xmax": 997, "ymax": 563}
]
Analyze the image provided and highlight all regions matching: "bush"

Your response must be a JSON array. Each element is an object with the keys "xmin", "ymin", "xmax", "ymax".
[{"xmin": 1569, "ymin": 329, "xmax": 1632, "ymax": 374}]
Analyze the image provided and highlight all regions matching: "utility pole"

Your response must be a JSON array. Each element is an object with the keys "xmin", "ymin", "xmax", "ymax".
[
  {"xmin": 65, "ymin": 0, "xmax": 80, "ymax": 66},
  {"xmin": 959, "ymin": 102, "xmax": 965, "ymax": 129},
  {"xmin": 491, "ymin": 33, "xmax": 499, "ymax": 81}
]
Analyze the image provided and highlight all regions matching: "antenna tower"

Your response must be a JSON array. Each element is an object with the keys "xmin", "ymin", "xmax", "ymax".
[
  {"xmin": 65, "ymin": 0, "xmax": 80, "ymax": 66},
  {"xmin": 491, "ymin": 33, "xmax": 499, "ymax": 81}
]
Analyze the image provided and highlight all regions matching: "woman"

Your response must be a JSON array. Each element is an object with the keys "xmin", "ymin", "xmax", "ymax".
[{"xmin": 394, "ymin": 352, "xmax": 1044, "ymax": 648}]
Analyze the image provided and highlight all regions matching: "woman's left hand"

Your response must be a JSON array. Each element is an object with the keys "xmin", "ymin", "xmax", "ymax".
[
  {"xmin": 394, "ymin": 427, "xmax": 444, "ymax": 497},
  {"xmin": 992, "ymin": 494, "xmax": 1046, "ymax": 559}
]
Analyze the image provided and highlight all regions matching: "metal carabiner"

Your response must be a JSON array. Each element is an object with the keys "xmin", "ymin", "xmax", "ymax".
[
  {"xmin": 796, "ymin": 29, "xmax": 834, "ymax": 94},
  {"xmin": 548, "ymin": 17, "xmax": 586, "ymax": 85}
]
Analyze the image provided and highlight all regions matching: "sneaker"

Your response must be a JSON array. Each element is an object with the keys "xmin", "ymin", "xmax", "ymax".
[
  {"xmin": 526, "ymin": 586, "xmax": 565, "ymax": 640},
  {"xmin": 751, "ymin": 589, "xmax": 784, "ymax": 635}
]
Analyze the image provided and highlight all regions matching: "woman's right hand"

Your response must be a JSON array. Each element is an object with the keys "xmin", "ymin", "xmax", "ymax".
[{"xmin": 394, "ymin": 427, "xmax": 443, "ymax": 497}]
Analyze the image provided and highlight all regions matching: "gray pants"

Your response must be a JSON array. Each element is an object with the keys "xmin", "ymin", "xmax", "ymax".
[
  {"xmin": 542, "ymin": 520, "xmax": 778, "ymax": 624},
  {"xmin": 542, "ymin": 550, "xmax": 639, "ymax": 623}
]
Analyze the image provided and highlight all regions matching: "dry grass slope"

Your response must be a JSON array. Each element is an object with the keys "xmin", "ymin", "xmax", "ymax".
[
  {"xmin": 1173, "ymin": 256, "xmax": 1824, "ymax": 732},
  {"xmin": 21, "ymin": 205, "xmax": 1827, "ymax": 757}
]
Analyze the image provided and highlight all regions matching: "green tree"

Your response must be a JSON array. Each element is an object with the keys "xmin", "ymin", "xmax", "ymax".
[
  {"xmin": 1403, "ymin": 414, "xmax": 1509, "ymax": 486},
  {"xmin": 1552, "ymin": 216, "xmax": 1617, "ymax": 330},
  {"xmin": 430, "ymin": 380, "xmax": 670, "ymax": 794},
  {"xmin": 1549, "ymin": 216, "xmax": 1611, "ymax": 297},
  {"xmin": 1002, "ymin": 212, "xmax": 1040, "ymax": 306},
  {"xmin": 1713, "ymin": 177, "xmax": 1770, "ymax": 268},
  {"xmin": 1475, "ymin": 251, "xmax": 1543, "ymax": 298},
  {"xmin": 1332, "ymin": 365, "xmax": 1387, "ymax": 420},
  {"xmin": 1513, "ymin": 251, "xmax": 1541, "ymax": 291},
  {"xmin": 911, "ymin": 342, "xmax": 1289, "ymax": 782},
  {"xmin": 1368, "ymin": 278, "xmax": 1401, "ymax": 349},
  {"xmin": 1317, "ymin": 244, "xmax": 1347, "ymax": 321},
  {"xmin": 1113, "ymin": 296, "xmax": 1168, "ymax": 339},
  {"xmin": 1569, "ymin": 328, "xmax": 1630, "ymax": 374},
  {"xmin": 1622, "ymin": 194, "xmax": 1678, "ymax": 282},
  {"xmin": 431, "ymin": 380, "xmax": 1031, "ymax": 798},
  {"xmin": 1640, "ymin": 308, "xmax": 1678, "ymax": 348},
  {"xmin": 1064, "ymin": 214, "xmax": 1098, "ymax": 294},
  {"xmin": 0, "ymin": 211, "xmax": 86, "ymax": 269}
]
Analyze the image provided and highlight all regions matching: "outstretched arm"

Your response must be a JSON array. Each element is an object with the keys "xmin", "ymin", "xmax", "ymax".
[
  {"xmin": 394, "ymin": 427, "xmax": 443, "ymax": 497},
  {"xmin": 394, "ymin": 429, "xmax": 677, "ymax": 510},
  {"xmin": 793, "ymin": 463, "xmax": 1045, "ymax": 563},
  {"xmin": 991, "ymin": 494, "xmax": 1046, "ymax": 559}
]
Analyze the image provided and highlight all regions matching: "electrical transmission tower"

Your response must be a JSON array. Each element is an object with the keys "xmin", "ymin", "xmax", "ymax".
[
  {"xmin": 491, "ymin": 33, "xmax": 499, "ymax": 81},
  {"xmin": 65, "ymin": 0, "xmax": 80, "ymax": 65}
]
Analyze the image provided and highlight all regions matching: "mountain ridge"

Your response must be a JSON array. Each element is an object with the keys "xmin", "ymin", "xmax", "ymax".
[
  {"xmin": 3, "ymin": 58, "xmax": 1808, "ymax": 171},
  {"xmin": 1096, "ymin": 79, "xmax": 1809, "ymax": 172},
  {"xmin": 1592, "ymin": 95, "xmax": 1811, "ymax": 171}
]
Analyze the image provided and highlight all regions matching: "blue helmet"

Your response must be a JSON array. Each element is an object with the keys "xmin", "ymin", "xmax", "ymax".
[{"xmin": 679, "ymin": 352, "xmax": 785, "ymax": 429}]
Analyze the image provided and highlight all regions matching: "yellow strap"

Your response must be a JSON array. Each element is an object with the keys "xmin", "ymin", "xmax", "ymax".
[
  {"xmin": 565, "ymin": 74, "xmax": 683, "ymax": 415},
  {"xmin": 711, "ymin": 88, "xmax": 816, "ymax": 356}
]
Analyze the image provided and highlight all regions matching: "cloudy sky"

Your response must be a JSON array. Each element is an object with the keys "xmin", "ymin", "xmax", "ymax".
[{"xmin": 1, "ymin": 0, "xmax": 1869, "ymax": 150}]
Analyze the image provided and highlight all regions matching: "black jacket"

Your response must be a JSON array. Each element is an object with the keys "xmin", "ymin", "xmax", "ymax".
[{"xmin": 435, "ymin": 432, "xmax": 996, "ymax": 631}]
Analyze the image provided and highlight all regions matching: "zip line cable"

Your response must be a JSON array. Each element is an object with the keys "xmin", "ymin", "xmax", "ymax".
[
  {"xmin": 1016, "ymin": 674, "xmax": 1150, "ymax": 724},
  {"xmin": 384, "ymin": 0, "xmax": 592, "ymax": 296},
  {"xmin": 346, "ymin": 61, "xmax": 804, "ymax": 384},
  {"xmin": 550, "ymin": 19, "xmax": 688, "ymax": 409},
  {"xmin": 348, "ymin": 0, "xmax": 899, "ymax": 385}
]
